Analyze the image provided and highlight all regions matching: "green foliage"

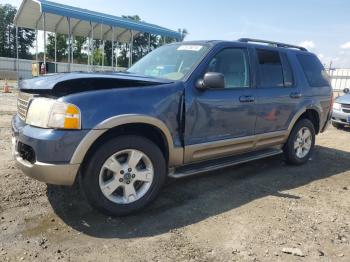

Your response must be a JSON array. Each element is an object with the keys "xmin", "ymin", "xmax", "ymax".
[
  {"xmin": 73, "ymin": 36, "xmax": 88, "ymax": 63},
  {"xmin": 115, "ymin": 15, "xmax": 187, "ymax": 68},
  {"xmin": 47, "ymin": 34, "xmax": 88, "ymax": 63},
  {"xmin": 178, "ymin": 28, "xmax": 188, "ymax": 41},
  {"xmin": 47, "ymin": 33, "xmax": 67, "ymax": 61},
  {"xmin": 0, "ymin": 4, "xmax": 35, "ymax": 59}
]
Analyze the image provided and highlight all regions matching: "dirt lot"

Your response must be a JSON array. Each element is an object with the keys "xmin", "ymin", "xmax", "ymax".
[{"xmin": 0, "ymin": 91, "xmax": 349, "ymax": 262}]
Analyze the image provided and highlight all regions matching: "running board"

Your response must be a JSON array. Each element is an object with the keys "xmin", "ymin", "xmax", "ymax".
[{"xmin": 169, "ymin": 148, "xmax": 283, "ymax": 179}]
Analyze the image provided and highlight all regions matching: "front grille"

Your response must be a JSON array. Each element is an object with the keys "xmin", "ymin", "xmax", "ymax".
[
  {"xmin": 343, "ymin": 109, "xmax": 350, "ymax": 114},
  {"xmin": 17, "ymin": 92, "xmax": 34, "ymax": 121},
  {"xmin": 341, "ymin": 103, "xmax": 350, "ymax": 109}
]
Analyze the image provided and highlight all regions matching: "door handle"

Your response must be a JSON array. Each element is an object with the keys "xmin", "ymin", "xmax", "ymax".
[
  {"xmin": 239, "ymin": 95, "xmax": 255, "ymax": 103},
  {"xmin": 290, "ymin": 92, "xmax": 302, "ymax": 99}
]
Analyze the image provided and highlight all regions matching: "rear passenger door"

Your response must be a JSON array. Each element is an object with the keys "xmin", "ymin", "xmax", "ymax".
[{"xmin": 253, "ymin": 48, "xmax": 302, "ymax": 134}]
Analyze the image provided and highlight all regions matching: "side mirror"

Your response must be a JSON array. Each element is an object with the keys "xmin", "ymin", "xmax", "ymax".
[
  {"xmin": 196, "ymin": 72, "xmax": 225, "ymax": 90},
  {"xmin": 344, "ymin": 88, "xmax": 349, "ymax": 94}
]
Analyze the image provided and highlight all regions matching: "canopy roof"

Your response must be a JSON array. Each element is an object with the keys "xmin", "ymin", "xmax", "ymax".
[{"xmin": 14, "ymin": 0, "xmax": 182, "ymax": 43}]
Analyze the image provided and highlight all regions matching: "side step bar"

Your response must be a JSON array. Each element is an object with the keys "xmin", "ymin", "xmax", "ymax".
[{"xmin": 169, "ymin": 148, "xmax": 283, "ymax": 179}]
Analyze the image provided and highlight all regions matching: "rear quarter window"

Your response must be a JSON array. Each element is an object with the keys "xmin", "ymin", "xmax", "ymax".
[{"xmin": 297, "ymin": 54, "xmax": 329, "ymax": 87}]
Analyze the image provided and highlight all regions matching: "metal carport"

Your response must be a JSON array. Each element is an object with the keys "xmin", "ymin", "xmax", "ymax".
[{"xmin": 14, "ymin": 0, "xmax": 182, "ymax": 74}]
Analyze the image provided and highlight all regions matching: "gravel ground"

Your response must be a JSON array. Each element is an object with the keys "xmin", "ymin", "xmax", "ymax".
[{"xmin": 0, "ymin": 92, "xmax": 349, "ymax": 261}]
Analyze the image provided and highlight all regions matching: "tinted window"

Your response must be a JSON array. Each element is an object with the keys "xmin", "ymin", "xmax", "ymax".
[
  {"xmin": 297, "ymin": 54, "xmax": 329, "ymax": 87},
  {"xmin": 257, "ymin": 49, "xmax": 284, "ymax": 88},
  {"xmin": 206, "ymin": 48, "xmax": 250, "ymax": 88},
  {"xmin": 280, "ymin": 52, "xmax": 294, "ymax": 87}
]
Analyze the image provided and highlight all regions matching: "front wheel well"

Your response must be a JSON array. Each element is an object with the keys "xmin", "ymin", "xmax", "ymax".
[
  {"xmin": 81, "ymin": 123, "xmax": 169, "ymax": 173},
  {"xmin": 298, "ymin": 109, "xmax": 320, "ymax": 134}
]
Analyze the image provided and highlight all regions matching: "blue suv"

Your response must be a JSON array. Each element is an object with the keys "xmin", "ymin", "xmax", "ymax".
[{"xmin": 12, "ymin": 39, "xmax": 333, "ymax": 216}]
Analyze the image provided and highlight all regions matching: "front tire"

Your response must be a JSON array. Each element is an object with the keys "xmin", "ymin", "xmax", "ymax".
[
  {"xmin": 81, "ymin": 135, "xmax": 166, "ymax": 216},
  {"xmin": 284, "ymin": 119, "xmax": 315, "ymax": 165}
]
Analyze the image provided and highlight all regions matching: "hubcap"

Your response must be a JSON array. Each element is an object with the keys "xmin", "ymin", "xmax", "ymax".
[
  {"xmin": 294, "ymin": 127, "xmax": 312, "ymax": 158},
  {"xmin": 99, "ymin": 149, "xmax": 154, "ymax": 204}
]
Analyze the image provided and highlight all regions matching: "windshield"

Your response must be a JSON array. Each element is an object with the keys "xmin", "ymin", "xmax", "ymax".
[{"xmin": 127, "ymin": 44, "xmax": 209, "ymax": 81}]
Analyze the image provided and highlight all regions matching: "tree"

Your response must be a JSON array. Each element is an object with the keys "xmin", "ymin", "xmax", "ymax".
[
  {"xmin": 0, "ymin": 6, "xmax": 6, "ymax": 57},
  {"xmin": 0, "ymin": 4, "xmax": 35, "ymax": 59},
  {"xmin": 117, "ymin": 42, "xmax": 130, "ymax": 68},
  {"xmin": 47, "ymin": 33, "xmax": 68, "ymax": 62},
  {"xmin": 178, "ymin": 28, "xmax": 188, "ymax": 41},
  {"xmin": 17, "ymin": 28, "xmax": 35, "ymax": 59},
  {"xmin": 115, "ymin": 15, "xmax": 184, "ymax": 68}
]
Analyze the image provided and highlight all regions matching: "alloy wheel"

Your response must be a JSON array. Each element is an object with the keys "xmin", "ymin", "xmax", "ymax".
[
  {"xmin": 99, "ymin": 149, "xmax": 154, "ymax": 204},
  {"xmin": 294, "ymin": 127, "xmax": 312, "ymax": 159}
]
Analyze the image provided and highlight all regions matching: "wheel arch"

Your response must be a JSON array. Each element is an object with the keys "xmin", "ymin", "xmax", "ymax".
[
  {"xmin": 288, "ymin": 106, "xmax": 321, "ymax": 135},
  {"xmin": 70, "ymin": 115, "xmax": 183, "ymax": 168}
]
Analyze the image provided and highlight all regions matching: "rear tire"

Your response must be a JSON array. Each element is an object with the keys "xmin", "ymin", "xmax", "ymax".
[
  {"xmin": 81, "ymin": 135, "xmax": 166, "ymax": 216},
  {"xmin": 284, "ymin": 119, "xmax": 315, "ymax": 165},
  {"xmin": 332, "ymin": 122, "xmax": 345, "ymax": 129}
]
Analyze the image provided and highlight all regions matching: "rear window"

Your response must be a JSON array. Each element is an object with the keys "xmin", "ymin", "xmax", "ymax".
[{"xmin": 297, "ymin": 54, "xmax": 329, "ymax": 87}]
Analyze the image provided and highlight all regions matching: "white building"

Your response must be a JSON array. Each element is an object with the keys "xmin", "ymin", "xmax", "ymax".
[{"xmin": 328, "ymin": 68, "xmax": 350, "ymax": 91}]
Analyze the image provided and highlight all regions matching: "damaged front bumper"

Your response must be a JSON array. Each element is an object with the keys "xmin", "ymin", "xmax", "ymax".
[{"xmin": 11, "ymin": 115, "xmax": 86, "ymax": 186}]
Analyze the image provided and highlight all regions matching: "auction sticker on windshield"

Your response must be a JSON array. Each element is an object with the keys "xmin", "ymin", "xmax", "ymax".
[{"xmin": 177, "ymin": 45, "xmax": 203, "ymax": 51}]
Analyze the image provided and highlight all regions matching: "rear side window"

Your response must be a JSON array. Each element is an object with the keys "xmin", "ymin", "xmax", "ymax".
[
  {"xmin": 257, "ymin": 49, "xmax": 284, "ymax": 88},
  {"xmin": 280, "ymin": 53, "xmax": 294, "ymax": 87},
  {"xmin": 297, "ymin": 54, "xmax": 329, "ymax": 87}
]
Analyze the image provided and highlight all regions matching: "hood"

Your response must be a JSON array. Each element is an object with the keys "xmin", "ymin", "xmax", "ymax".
[
  {"xmin": 19, "ymin": 72, "xmax": 173, "ymax": 96},
  {"xmin": 335, "ymin": 94, "xmax": 350, "ymax": 104}
]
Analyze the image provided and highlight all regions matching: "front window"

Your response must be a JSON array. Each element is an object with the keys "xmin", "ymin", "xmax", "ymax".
[
  {"xmin": 205, "ymin": 48, "xmax": 250, "ymax": 88},
  {"xmin": 127, "ymin": 44, "xmax": 209, "ymax": 81}
]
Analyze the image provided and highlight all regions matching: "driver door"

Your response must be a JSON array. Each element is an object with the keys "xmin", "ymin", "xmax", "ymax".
[{"xmin": 184, "ymin": 47, "xmax": 257, "ymax": 163}]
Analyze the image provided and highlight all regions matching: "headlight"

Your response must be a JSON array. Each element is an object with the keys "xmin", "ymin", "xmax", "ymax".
[
  {"xmin": 25, "ymin": 98, "xmax": 81, "ymax": 129},
  {"xmin": 333, "ymin": 102, "xmax": 341, "ymax": 111}
]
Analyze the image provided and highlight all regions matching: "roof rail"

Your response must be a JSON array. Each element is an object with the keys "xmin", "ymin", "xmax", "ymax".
[{"xmin": 238, "ymin": 38, "xmax": 308, "ymax": 51}]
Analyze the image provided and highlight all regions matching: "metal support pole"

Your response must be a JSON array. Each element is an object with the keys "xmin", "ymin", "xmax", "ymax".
[
  {"xmin": 54, "ymin": 32, "xmax": 57, "ymax": 72},
  {"xmin": 91, "ymin": 22, "xmax": 94, "ymax": 69},
  {"xmin": 115, "ymin": 39, "xmax": 119, "ymax": 71},
  {"xmin": 67, "ymin": 17, "xmax": 71, "ymax": 72},
  {"xmin": 111, "ymin": 27, "xmax": 114, "ymax": 69},
  {"xmin": 35, "ymin": 28, "xmax": 38, "ymax": 61},
  {"xmin": 88, "ymin": 22, "xmax": 91, "ymax": 67},
  {"xmin": 128, "ymin": 42, "xmax": 131, "ymax": 68},
  {"xmin": 88, "ymin": 35, "xmax": 90, "ymax": 66},
  {"xmin": 43, "ymin": 13, "xmax": 46, "ymax": 66},
  {"xmin": 148, "ymin": 33, "xmax": 151, "ymax": 53},
  {"xmin": 101, "ymin": 23, "xmax": 104, "ymax": 68},
  {"xmin": 16, "ymin": 26, "xmax": 19, "ymax": 84},
  {"xmin": 71, "ymin": 35, "xmax": 74, "ymax": 64},
  {"xmin": 129, "ymin": 30, "xmax": 133, "ymax": 67},
  {"xmin": 102, "ymin": 40, "xmax": 105, "ymax": 68}
]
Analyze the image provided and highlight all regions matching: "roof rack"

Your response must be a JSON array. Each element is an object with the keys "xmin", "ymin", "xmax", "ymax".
[{"xmin": 238, "ymin": 38, "xmax": 308, "ymax": 51}]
